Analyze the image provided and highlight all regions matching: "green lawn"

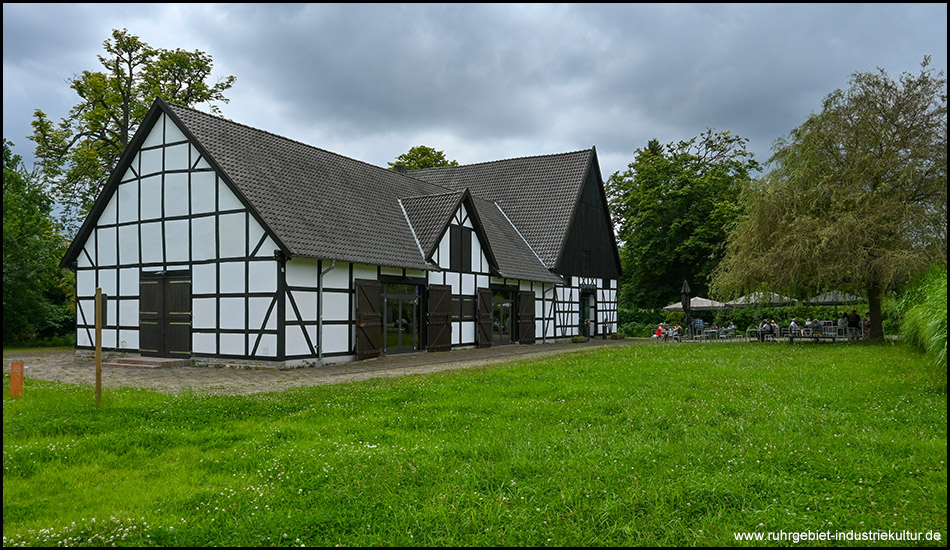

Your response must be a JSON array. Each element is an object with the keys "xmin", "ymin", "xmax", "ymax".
[{"xmin": 3, "ymin": 343, "xmax": 946, "ymax": 546}]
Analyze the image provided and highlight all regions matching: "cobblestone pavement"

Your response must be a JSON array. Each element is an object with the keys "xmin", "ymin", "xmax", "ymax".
[{"xmin": 3, "ymin": 338, "xmax": 645, "ymax": 395}]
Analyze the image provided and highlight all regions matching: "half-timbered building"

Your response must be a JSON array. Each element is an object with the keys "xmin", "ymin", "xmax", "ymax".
[{"xmin": 61, "ymin": 98, "xmax": 621, "ymax": 365}]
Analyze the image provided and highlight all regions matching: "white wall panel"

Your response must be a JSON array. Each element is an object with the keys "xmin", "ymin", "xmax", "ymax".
[
  {"xmin": 77, "ymin": 270, "xmax": 96, "ymax": 298},
  {"xmin": 322, "ymin": 262, "xmax": 350, "ymax": 289},
  {"xmin": 118, "ymin": 225, "xmax": 138, "ymax": 265},
  {"xmin": 286, "ymin": 258, "xmax": 317, "ymax": 287},
  {"xmin": 193, "ymin": 332, "xmax": 216, "ymax": 354},
  {"xmin": 476, "ymin": 275, "xmax": 489, "ymax": 290},
  {"xmin": 101, "ymin": 327, "xmax": 117, "ymax": 348},
  {"xmin": 220, "ymin": 333, "xmax": 245, "ymax": 356},
  {"xmin": 219, "ymin": 297, "xmax": 246, "ymax": 330},
  {"xmin": 437, "ymin": 232, "xmax": 450, "ymax": 269},
  {"xmin": 165, "ymin": 219, "xmax": 189, "ymax": 263},
  {"xmin": 461, "ymin": 321, "xmax": 475, "ymax": 343},
  {"xmin": 323, "ymin": 292, "xmax": 349, "ymax": 321},
  {"xmin": 164, "ymin": 143, "xmax": 189, "ymax": 171},
  {"xmin": 119, "ymin": 299, "xmax": 138, "ymax": 327},
  {"xmin": 119, "ymin": 268, "xmax": 138, "ymax": 296},
  {"xmin": 100, "ymin": 193, "xmax": 118, "ymax": 226},
  {"xmin": 190, "ymin": 171, "xmax": 216, "ymax": 214},
  {"xmin": 118, "ymin": 182, "xmax": 138, "ymax": 223},
  {"xmin": 97, "ymin": 227, "xmax": 117, "ymax": 266},
  {"xmin": 121, "ymin": 167, "xmax": 137, "ymax": 183},
  {"xmin": 164, "ymin": 172, "xmax": 189, "ymax": 217},
  {"xmin": 193, "ymin": 298, "xmax": 217, "ymax": 329},
  {"xmin": 191, "ymin": 216, "xmax": 216, "ymax": 261},
  {"xmin": 448, "ymin": 272, "xmax": 461, "ymax": 294},
  {"xmin": 119, "ymin": 329, "xmax": 138, "ymax": 350},
  {"xmin": 192, "ymin": 263, "xmax": 216, "ymax": 294},
  {"xmin": 219, "ymin": 261, "xmax": 246, "ymax": 294},
  {"xmin": 249, "ymin": 261, "xmax": 276, "ymax": 293},
  {"xmin": 140, "ymin": 147, "xmax": 163, "ymax": 176},
  {"xmin": 218, "ymin": 212, "xmax": 246, "ymax": 258},
  {"xmin": 461, "ymin": 273, "xmax": 475, "ymax": 295},
  {"xmin": 165, "ymin": 117, "xmax": 187, "ymax": 143},
  {"xmin": 218, "ymin": 178, "xmax": 244, "ymax": 211},
  {"xmin": 322, "ymin": 325, "xmax": 349, "ymax": 354},
  {"xmin": 140, "ymin": 175, "xmax": 163, "ymax": 220},
  {"xmin": 142, "ymin": 117, "xmax": 164, "ymax": 148}
]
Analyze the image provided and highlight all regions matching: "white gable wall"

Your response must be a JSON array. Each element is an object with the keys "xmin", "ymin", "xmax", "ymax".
[{"xmin": 72, "ymin": 113, "xmax": 281, "ymax": 360}]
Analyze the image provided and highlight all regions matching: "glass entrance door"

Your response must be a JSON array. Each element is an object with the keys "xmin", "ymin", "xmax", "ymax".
[
  {"xmin": 382, "ymin": 284, "xmax": 420, "ymax": 354},
  {"xmin": 492, "ymin": 290, "xmax": 514, "ymax": 345}
]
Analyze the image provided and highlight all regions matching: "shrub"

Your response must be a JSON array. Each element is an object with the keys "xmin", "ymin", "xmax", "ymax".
[{"xmin": 900, "ymin": 266, "xmax": 947, "ymax": 370}]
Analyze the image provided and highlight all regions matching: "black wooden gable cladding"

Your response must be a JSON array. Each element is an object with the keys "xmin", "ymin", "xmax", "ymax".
[{"xmin": 555, "ymin": 157, "xmax": 622, "ymax": 279}]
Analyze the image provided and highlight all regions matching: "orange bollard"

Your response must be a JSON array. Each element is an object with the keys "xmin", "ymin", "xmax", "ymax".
[{"xmin": 10, "ymin": 361, "xmax": 24, "ymax": 398}]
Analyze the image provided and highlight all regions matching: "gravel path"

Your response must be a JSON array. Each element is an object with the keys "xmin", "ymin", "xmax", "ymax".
[{"xmin": 3, "ymin": 338, "xmax": 644, "ymax": 395}]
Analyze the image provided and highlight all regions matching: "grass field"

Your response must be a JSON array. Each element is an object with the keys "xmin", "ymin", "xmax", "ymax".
[{"xmin": 3, "ymin": 342, "xmax": 946, "ymax": 546}]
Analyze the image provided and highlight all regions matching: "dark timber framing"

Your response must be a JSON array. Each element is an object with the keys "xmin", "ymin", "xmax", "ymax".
[{"xmin": 62, "ymin": 98, "xmax": 621, "ymax": 365}]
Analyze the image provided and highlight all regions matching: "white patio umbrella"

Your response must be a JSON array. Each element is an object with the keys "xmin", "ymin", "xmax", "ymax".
[{"xmin": 663, "ymin": 296, "xmax": 731, "ymax": 312}]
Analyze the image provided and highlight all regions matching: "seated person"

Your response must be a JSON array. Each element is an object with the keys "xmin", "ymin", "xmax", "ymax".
[{"xmin": 789, "ymin": 317, "xmax": 800, "ymax": 335}]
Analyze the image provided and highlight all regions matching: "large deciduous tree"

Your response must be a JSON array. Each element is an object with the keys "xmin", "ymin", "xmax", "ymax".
[
  {"xmin": 388, "ymin": 145, "xmax": 459, "ymax": 171},
  {"xmin": 30, "ymin": 28, "xmax": 236, "ymax": 231},
  {"xmin": 3, "ymin": 139, "xmax": 73, "ymax": 346},
  {"xmin": 606, "ymin": 131, "xmax": 760, "ymax": 309},
  {"xmin": 712, "ymin": 58, "xmax": 947, "ymax": 341}
]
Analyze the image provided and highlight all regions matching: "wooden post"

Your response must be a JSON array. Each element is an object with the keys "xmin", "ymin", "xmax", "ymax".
[
  {"xmin": 10, "ymin": 361, "xmax": 24, "ymax": 398},
  {"xmin": 95, "ymin": 287, "xmax": 102, "ymax": 406}
]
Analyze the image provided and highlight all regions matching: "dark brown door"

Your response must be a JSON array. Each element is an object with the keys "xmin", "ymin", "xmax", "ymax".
[
  {"xmin": 427, "ymin": 285, "xmax": 452, "ymax": 352},
  {"xmin": 355, "ymin": 279, "xmax": 382, "ymax": 360},
  {"xmin": 518, "ymin": 290, "xmax": 536, "ymax": 344},
  {"xmin": 139, "ymin": 277, "xmax": 163, "ymax": 357},
  {"xmin": 476, "ymin": 288, "xmax": 493, "ymax": 348},
  {"xmin": 139, "ymin": 272, "xmax": 191, "ymax": 358}
]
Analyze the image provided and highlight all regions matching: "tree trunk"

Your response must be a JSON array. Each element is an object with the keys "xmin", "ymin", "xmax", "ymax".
[{"xmin": 867, "ymin": 283, "xmax": 885, "ymax": 342}]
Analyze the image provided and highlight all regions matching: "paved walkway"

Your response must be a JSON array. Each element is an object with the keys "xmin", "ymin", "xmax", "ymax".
[{"xmin": 3, "ymin": 338, "xmax": 646, "ymax": 395}]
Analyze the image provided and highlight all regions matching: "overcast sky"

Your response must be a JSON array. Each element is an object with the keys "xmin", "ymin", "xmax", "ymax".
[{"xmin": 3, "ymin": 3, "xmax": 947, "ymax": 181}]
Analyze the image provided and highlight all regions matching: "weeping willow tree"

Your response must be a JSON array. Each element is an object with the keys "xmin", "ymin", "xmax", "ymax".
[{"xmin": 712, "ymin": 57, "xmax": 947, "ymax": 341}]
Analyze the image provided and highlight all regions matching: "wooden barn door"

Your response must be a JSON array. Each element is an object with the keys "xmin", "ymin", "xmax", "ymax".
[
  {"xmin": 476, "ymin": 288, "xmax": 493, "ymax": 348},
  {"xmin": 139, "ymin": 272, "xmax": 192, "ymax": 358},
  {"xmin": 427, "ymin": 285, "xmax": 452, "ymax": 352},
  {"xmin": 518, "ymin": 290, "xmax": 536, "ymax": 344},
  {"xmin": 355, "ymin": 279, "xmax": 382, "ymax": 360}
]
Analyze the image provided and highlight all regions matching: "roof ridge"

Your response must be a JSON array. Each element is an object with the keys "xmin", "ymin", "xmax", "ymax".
[
  {"xmin": 409, "ymin": 148, "xmax": 594, "ymax": 171},
  {"xmin": 400, "ymin": 189, "xmax": 465, "ymax": 201}
]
